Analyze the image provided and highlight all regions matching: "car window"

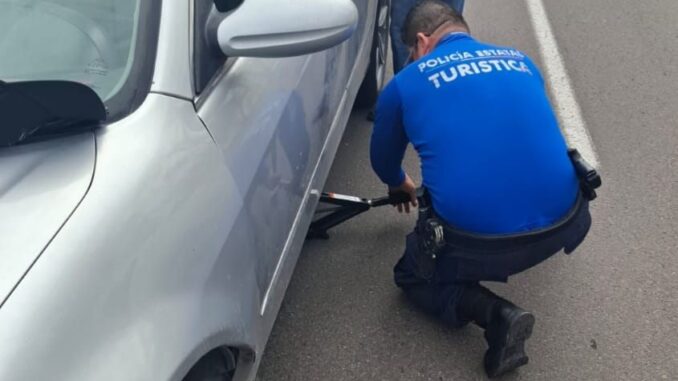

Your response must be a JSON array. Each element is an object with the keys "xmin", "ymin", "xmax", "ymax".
[{"xmin": 0, "ymin": 0, "xmax": 140, "ymax": 102}]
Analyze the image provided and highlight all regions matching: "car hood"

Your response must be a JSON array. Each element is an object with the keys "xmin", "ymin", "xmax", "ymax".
[{"xmin": 0, "ymin": 133, "xmax": 95, "ymax": 306}]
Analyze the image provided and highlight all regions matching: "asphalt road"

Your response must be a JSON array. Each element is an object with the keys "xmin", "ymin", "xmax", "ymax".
[{"xmin": 258, "ymin": 1, "xmax": 678, "ymax": 380}]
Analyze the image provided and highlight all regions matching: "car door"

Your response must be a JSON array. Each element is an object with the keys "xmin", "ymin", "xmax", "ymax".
[{"xmin": 194, "ymin": 0, "xmax": 371, "ymax": 314}]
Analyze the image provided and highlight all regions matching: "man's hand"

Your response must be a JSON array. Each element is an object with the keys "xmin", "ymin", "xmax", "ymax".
[{"xmin": 390, "ymin": 173, "xmax": 418, "ymax": 213}]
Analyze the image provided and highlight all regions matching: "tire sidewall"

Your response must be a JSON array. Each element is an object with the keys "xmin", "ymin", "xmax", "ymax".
[{"xmin": 355, "ymin": 0, "xmax": 390, "ymax": 108}]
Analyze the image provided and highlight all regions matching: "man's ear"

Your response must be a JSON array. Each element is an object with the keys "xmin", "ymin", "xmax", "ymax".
[{"xmin": 415, "ymin": 32, "xmax": 431, "ymax": 57}]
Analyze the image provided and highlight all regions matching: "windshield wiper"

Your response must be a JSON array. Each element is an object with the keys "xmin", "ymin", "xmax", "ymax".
[{"xmin": 0, "ymin": 80, "xmax": 106, "ymax": 147}]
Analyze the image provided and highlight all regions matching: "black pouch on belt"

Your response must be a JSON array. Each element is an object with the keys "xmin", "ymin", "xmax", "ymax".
[{"xmin": 413, "ymin": 189, "xmax": 445, "ymax": 281}]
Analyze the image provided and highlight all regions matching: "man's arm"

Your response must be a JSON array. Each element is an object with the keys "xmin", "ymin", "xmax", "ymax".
[{"xmin": 370, "ymin": 80, "xmax": 417, "ymax": 212}]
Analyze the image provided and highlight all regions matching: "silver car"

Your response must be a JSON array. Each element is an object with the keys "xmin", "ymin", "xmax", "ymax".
[{"xmin": 0, "ymin": 0, "xmax": 390, "ymax": 380}]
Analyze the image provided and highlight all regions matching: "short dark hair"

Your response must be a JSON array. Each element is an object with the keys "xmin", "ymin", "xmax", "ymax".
[{"xmin": 402, "ymin": 0, "xmax": 469, "ymax": 46}]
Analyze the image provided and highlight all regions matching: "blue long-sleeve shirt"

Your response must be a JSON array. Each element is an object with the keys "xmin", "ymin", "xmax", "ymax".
[{"xmin": 370, "ymin": 33, "xmax": 579, "ymax": 234}]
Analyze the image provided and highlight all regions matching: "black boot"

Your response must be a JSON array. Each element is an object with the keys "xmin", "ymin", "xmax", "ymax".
[{"xmin": 458, "ymin": 285, "xmax": 535, "ymax": 378}]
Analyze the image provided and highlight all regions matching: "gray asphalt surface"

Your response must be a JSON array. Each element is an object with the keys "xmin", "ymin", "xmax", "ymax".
[{"xmin": 258, "ymin": 1, "xmax": 678, "ymax": 380}]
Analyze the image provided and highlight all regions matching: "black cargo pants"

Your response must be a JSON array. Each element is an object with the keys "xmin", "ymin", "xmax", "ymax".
[{"xmin": 394, "ymin": 194, "xmax": 591, "ymax": 327}]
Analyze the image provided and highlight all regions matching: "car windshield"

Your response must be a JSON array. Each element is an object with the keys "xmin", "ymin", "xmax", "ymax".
[{"xmin": 0, "ymin": 0, "xmax": 143, "ymax": 104}]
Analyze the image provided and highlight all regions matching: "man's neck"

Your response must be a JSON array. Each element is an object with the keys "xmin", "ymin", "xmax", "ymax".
[
  {"xmin": 429, "ymin": 25, "xmax": 470, "ymax": 50},
  {"xmin": 438, "ymin": 25, "xmax": 470, "ymax": 38}
]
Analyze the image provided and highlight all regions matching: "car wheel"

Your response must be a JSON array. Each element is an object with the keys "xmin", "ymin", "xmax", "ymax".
[
  {"xmin": 183, "ymin": 348, "xmax": 237, "ymax": 381},
  {"xmin": 355, "ymin": 0, "xmax": 390, "ymax": 108}
]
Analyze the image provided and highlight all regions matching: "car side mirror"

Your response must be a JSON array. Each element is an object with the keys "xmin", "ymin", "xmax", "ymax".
[{"xmin": 216, "ymin": 0, "xmax": 358, "ymax": 58}]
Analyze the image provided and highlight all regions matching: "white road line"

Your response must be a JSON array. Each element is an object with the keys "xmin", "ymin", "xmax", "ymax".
[{"xmin": 525, "ymin": 0, "xmax": 600, "ymax": 167}]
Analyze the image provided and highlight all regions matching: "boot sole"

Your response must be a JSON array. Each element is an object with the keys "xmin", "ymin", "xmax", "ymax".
[
  {"xmin": 484, "ymin": 311, "xmax": 535, "ymax": 378},
  {"xmin": 506, "ymin": 311, "xmax": 535, "ymax": 346}
]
